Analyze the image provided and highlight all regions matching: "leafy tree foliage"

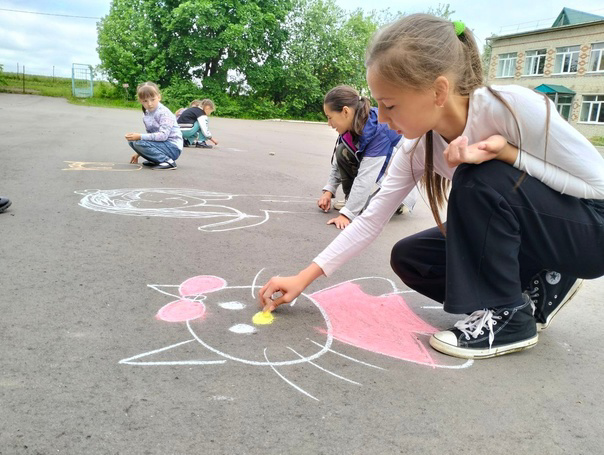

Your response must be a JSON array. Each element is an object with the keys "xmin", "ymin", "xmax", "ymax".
[
  {"xmin": 270, "ymin": 0, "xmax": 377, "ymax": 118},
  {"xmin": 98, "ymin": 0, "xmax": 292, "ymax": 100},
  {"xmin": 97, "ymin": 0, "xmax": 453, "ymax": 119},
  {"xmin": 97, "ymin": 0, "xmax": 167, "ymax": 98}
]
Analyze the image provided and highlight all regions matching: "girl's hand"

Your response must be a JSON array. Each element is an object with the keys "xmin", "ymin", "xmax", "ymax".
[
  {"xmin": 211, "ymin": 138, "xmax": 219, "ymax": 145},
  {"xmin": 318, "ymin": 191, "xmax": 332, "ymax": 212},
  {"xmin": 258, "ymin": 263, "xmax": 324, "ymax": 313},
  {"xmin": 444, "ymin": 135, "xmax": 508, "ymax": 168},
  {"xmin": 130, "ymin": 154, "xmax": 139, "ymax": 164},
  {"xmin": 327, "ymin": 214, "xmax": 350, "ymax": 229},
  {"xmin": 125, "ymin": 132, "xmax": 142, "ymax": 141},
  {"xmin": 258, "ymin": 276, "xmax": 306, "ymax": 313}
]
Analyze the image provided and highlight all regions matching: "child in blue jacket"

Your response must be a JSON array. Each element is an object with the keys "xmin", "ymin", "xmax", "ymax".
[{"xmin": 318, "ymin": 85, "xmax": 418, "ymax": 229}]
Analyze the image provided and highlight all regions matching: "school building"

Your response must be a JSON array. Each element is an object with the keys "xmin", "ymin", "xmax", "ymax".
[{"xmin": 485, "ymin": 7, "xmax": 604, "ymax": 139}]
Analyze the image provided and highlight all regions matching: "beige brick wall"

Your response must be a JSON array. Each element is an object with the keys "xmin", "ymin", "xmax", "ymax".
[{"xmin": 486, "ymin": 22, "xmax": 604, "ymax": 138}]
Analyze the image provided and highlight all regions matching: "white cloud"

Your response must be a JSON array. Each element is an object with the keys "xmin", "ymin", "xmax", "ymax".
[{"xmin": 0, "ymin": 0, "xmax": 106, "ymax": 76}]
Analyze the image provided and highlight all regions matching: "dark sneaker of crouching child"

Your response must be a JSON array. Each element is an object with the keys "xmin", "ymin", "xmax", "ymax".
[
  {"xmin": 429, "ymin": 295, "xmax": 538, "ymax": 359},
  {"xmin": 525, "ymin": 270, "xmax": 583, "ymax": 331}
]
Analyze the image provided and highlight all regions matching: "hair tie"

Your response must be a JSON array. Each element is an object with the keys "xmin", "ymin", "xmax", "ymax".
[
  {"xmin": 452, "ymin": 20, "xmax": 465, "ymax": 37},
  {"xmin": 359, "ymin": 96, "xmax": 362, "ymax": 101}
]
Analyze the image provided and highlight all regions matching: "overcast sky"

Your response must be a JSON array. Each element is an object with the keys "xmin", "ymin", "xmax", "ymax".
[{"xmin": 1, "ymin": 0, "xmax": 603, "ymax": 78}]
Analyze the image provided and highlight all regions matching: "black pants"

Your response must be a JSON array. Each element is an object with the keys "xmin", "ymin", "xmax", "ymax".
[
  {"xmin": 391, "ymin": 160, "xmax": 604, "ymax": 314},
  {"xmin": 334, "ymin": 143, "xmax": 359, "ymax": 198}
]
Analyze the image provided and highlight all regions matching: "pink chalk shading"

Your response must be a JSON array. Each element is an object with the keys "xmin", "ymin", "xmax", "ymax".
[
  {"xmin": 179, "ymin": 275, "xmax": 226, "ymax": 297},
  {"xmin": 156, "ymin": 299, "xmax": 206, "ymax": 322},
  {"xmin": 311, "ymin": 282, "xmax": 438, "ymax": 365}
]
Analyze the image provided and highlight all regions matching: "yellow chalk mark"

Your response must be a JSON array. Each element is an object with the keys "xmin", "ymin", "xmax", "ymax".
[
  {"xmin": 252, "ymin": 311, "xmax": 275, "ymax": 325},
  {"xmin": 63, "ymin": 161, "xmax": 142, "ymax": 171}
]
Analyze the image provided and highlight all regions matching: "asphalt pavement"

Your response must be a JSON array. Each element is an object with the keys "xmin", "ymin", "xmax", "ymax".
[{"xmin": 1, "ymin": 94, "xmax": 603, "ymax": 454}]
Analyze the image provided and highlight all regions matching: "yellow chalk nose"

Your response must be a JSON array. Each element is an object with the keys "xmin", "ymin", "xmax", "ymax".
[{"xmin": 252, "ymin": 311, "xmax": 275, "ymax": 325}]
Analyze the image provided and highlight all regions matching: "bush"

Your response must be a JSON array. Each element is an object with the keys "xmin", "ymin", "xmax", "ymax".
[
  {"xmin": 161, "ymin": 80, "xmax": 204, "ymax": 112},
  {"xmin": 590, "ymin": 136, "xmax": 604, "ymax": 147},
  {"xmin": 94, "ymin": 81, "xmax": 121, "ymax": 99}
]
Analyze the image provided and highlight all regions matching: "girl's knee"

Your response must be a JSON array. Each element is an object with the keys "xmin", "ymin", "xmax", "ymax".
[
  {"xmin": 132, "ymin": 140, "xmax": 148, "ymax": 148},
  {"xmin": 390, "ymin": 238, "xmax": 415, "ymax": 276}
]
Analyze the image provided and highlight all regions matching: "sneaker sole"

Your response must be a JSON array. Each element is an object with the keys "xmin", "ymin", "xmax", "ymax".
[
  {"xmin": 151, "ymin": 166, "xmax": 177, "ymax": 170},
  {"xmin": 429, "ymin": 334, "xmax": 539, "ymax": 359},
  {"xmin": 537, "ymin": 279, "xmax": 584, "ymax": 332}
]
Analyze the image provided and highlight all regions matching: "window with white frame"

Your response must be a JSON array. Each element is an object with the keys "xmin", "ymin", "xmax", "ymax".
[
  {"xmin": 580, "ymin": 95, "xmax": 604, "ymax": 123},
  {"xmin": 496, "ymin": 53, "xmax": 517, "ymax": 78},
  {"xmin": 589, "ymin": 42, "xmax": 604, "ymax": 72},
  {"xmin": 554, "ymin": 46, "xmax": 579, "ymax": 74},
  {"xmin": 524, "ymin": 49, "xmax": 546, "ymax": 75},
  {"xmin": 546, "ymin": 94, "xmax": 573, "ymax": 121}
]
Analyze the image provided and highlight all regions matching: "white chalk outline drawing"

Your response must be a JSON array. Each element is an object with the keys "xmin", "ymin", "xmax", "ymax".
[
  {"xmin": 120, "ymin": 270, "xmax": 473, "ymax": 401},
  {"xmin": 63, "ymin": 161, "xmax": 142, "ymax": 171},
  {"xmin": 75, "ymin": 188, "xmax": 318, "ymax": 232}
]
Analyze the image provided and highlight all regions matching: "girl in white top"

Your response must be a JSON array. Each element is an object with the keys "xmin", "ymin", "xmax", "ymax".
[{"xmin": 258, "ymin": 14, "xmax": 604, "ymax": 360}]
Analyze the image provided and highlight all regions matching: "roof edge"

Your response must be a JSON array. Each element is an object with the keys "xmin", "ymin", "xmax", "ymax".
[{"xmin": 487, "ymin": 18, "xmax": 604, "ymax": 42}]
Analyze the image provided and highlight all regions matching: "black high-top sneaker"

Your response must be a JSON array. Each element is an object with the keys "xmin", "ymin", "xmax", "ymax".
[
  {"xmin": 429, "ymin": 295, "xmax": 538, "ymax": 359},
  {"xmin": 525, "ymin": 270, "xmax": 583, "ymax": 331}
]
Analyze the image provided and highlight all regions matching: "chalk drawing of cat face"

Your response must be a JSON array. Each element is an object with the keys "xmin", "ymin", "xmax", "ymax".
[
  {"xmin": 75, "ymin": 188, "xmax": 315, "ymax": 232},
  {"xmin": 120, "ymin": 272, "xmax": 473, "ymax": 401}
]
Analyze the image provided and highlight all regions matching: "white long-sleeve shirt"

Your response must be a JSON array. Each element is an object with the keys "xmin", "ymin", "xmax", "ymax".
[{"xmin": 314, "ymin": 84, "xmax": 604, "ymax": 276}]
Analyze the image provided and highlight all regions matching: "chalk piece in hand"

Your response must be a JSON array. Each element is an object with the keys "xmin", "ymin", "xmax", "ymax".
[
  {"xmin": 269, "ymin": 152, "xmax": 275, "ymax": 155},
  {"xmin": 252, "ymin": 311, "xmax": 275, "ymax": 325}
]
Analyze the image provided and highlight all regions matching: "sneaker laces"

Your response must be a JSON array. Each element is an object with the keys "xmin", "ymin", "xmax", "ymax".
[
  {"xmin": 526, "ymin": 279, "xmax": 541, "ymax": 315},
  {"xmin": 454, "ymin": 309, "xmax": 502, "ymax": 348}
]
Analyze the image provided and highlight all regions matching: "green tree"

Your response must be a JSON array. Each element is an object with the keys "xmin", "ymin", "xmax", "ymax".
[
  {"xmin": 96, "ymin": 0, "xmax": 455, "ymax": 119},
  {"xmin": 426, "ymin": 3, "xmax": 454, "ymax": 20},
  {"xmin": 482, "ymin": 35, "xmax": 495, "ymax": 78},
  {"xmin": 271, "ymin": 0, "xmax": 454, "ymax": 118},
  {"xmin": 273, "ymin": 0, "xmax": 378, "ymax": 118},
  {"xmin": 97, "ymin": 0, "xmax": 293, "ymax": 98}
]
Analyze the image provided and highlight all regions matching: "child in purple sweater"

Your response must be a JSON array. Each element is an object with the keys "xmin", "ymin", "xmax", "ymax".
[{"xmin": 126, "ymin": 82, "xmax": 183, "ymax": 170}]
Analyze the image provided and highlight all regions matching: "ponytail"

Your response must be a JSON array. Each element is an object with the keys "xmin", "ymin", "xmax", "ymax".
[
  {"xmin": 351, "ymin": 96, "xmax": 371, "ymax": 139},
  {"xmin": 324, "ymin": 85, "xmax": 371, "ymax": 140}
]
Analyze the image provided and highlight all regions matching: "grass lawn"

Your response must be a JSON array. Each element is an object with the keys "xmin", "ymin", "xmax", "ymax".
[{"xmin": 0, "ymin": 72, "xmax": 140, "ymax": 110}]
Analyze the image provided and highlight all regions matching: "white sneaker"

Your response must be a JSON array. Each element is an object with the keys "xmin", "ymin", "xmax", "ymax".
[
  {"xmin": 395, "ymin": 204, "xmax": 410, "ymax": 215},
  {"xmin": 333, "ymin": 200, "xmax": 346, "ymax": 210}
]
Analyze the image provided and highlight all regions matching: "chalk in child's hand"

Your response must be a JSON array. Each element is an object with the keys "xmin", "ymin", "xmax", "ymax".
[{"xmin": 252, "ymin": 311, "xmax": 275, "ymax": 325}]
